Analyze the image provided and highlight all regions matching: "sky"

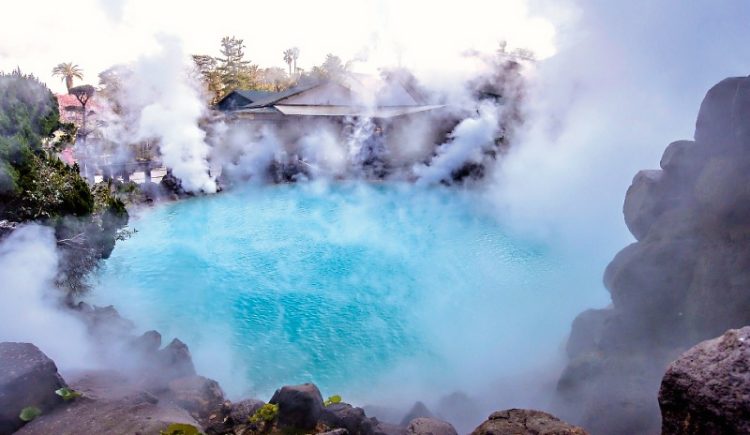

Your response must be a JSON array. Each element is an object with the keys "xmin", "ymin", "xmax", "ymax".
[{"xmin": 0, "ymin": 0, "xmax": 556, "ymax": 93}]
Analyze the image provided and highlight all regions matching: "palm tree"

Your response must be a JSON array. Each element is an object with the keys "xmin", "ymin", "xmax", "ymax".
[
  {"xmin": 291, "ymin": 47, "xmax": 300, "ymax": 76},
  {"xmin": 283, "ymin": 49, "xmax": 294, "ymax": 77},
  {"xmin": 52, "ymin": 62, "xmax": 84, "ymax": 93}
]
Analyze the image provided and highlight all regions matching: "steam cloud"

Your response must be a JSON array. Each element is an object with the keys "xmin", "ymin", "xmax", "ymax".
[
  {"xmin": 414, "ymin": 102, "xmax": 500, "ymax": 186},
  {"xmin": 0, "ymin": 225, "xmax": 96, "ymax": 370},
  {"xmin": 101, "ymin": 35, "xmax": 217, "ymax": 193}
]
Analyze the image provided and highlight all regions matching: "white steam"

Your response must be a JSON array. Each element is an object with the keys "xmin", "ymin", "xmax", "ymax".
[
  {"xmin": 415, "ymin": 103, "xmax": 500, "ymax": 185},
  {"xmin": 113, "ymin": 35, "xmax": 216, "ymax": 193},
  {"xmin": 0, "ymin": 225, "xmax": 96, "ymax": 369},
  {"xmin": 219, "ymin": 125, "xmax": 284, "ymax": 183},
  {"xmin": 298, "ymin": 127, "xmax": 348, "ymax": 177}
]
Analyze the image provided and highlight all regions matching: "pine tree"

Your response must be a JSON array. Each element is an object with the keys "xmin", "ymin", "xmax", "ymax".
[{"xmin": 216, "ymin": 36, "xmax": 252, "ymax": 91}]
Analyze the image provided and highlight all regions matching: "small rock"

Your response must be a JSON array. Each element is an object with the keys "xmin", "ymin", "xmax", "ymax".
[
  {"xmin": 471, "ymin": 409, "xmax": 587, "ymax": 435},
  {"xmin": 166, "ymin": 375, "xmax": 225, "ymax": 423},
  {"xmin": 320, "ymin": 402, "xmax": 374, "ymax": 435},
  {"xmin": 230, "ymin": 398, "xmax": 265, "ymax": 423},
  {"xmin": 0, "ymin": 220, "xmax": 18, "ymax": 240},
  {"xmin": 269, "ymin": 383, "xmax": 324, "ymax": 430},
  {"xmin": 406, "ymin": 417, "xmax": 457, "ymax": 435}
]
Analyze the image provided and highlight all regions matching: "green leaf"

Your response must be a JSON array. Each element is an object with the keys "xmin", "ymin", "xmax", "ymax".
[
  {"xmin": 19, "ymin": 406, "xmax": 41, "ymax": 422},
  {"xmin": 55, "ymin": 387, "xmax": 82, "ymax": 401}
]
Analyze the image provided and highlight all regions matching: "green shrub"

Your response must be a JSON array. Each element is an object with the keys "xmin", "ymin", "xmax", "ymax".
[
  {"xmin": 249, "ymin": 403, "xmax": 279, "ymax": 424},
  {"xmin": 324, "ymin": 395, "xmax": 342, "ymax": 407}
]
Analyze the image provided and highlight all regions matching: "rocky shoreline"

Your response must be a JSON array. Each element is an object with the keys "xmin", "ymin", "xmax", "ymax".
[{"xmin": 0, "ymin": 304, "xmax": 588, "ymax": 435}]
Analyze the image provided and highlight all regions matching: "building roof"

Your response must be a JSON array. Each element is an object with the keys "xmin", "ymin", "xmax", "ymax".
[
  {"xmin": 244, "ymin": 83, "xmax": 322, "ymax": 108},
  {"xmin": 56, "ymin": 93, "xmax": 102, "ymax": 125},
  {"xmin": 224, "ymin": 74, "xmax": 443, "ymax": 119},
  {"xmin": 274, "ymin": 104, "xmax": 444, "ymax": 118},
  {"xmin": 216, "ymin": 89, "xmax": 280, "ymax": 111},
  {"xmin": 233, "ymin": 90, "xmax": 278, "ymax": 102}
]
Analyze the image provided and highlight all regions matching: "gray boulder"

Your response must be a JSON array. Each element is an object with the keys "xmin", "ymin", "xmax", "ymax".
[
  {"xmin": 471, "ymin": 409, "xmax": 587, "ymax": 435},
  {"xmin": 406, "ymin": 417, "xmax": 457, "ymax": 435},
  {"xmin": 659, "ymin": 326, "xmax": 750, "ymax": 434},
  {"xmin": 229, "ymin": 398, "xmax": 265, "ymax": 423},
  {"xmin": 320, "ymin": 402, "xmax": 375, "ymax": 435},
  {"xmin": 157, "ymin": 338, "xmax": 197, "ymax": 381},
  {"xmin": 269, "ymin": 383, "xmax": 324, "ymax": 430},
  {"xmin": 165, "ymin": 375, "xmax": 225, "ymax": 424},
  {"xmin": 0, "ymin": 342, "xmax": 66, "ymax": 435},
  {"xmin": 400, "ymin": 401, "xmax": 434, "ymax": 426}
]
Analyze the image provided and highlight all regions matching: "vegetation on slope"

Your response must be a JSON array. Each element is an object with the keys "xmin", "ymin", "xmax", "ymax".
[{"xmin": 0, "ymin": 69, "xmax": 128, "ymax": 292}]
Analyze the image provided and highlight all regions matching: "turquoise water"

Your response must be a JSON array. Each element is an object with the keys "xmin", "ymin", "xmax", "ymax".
[{"xmin": 87, "ymin": 182, "xmax": 601, "ymax": 403}]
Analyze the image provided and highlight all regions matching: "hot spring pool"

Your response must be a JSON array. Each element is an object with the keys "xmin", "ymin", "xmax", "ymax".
[{"xmin": 87, "ymin": 182, "xmax": 606, "ymax": 406}]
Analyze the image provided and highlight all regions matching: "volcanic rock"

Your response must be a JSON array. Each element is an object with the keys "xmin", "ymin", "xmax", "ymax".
[
  {"xmin": 269, "ymin": 383, "xmax": 325, "ymax": 430},
  {"xmin": 400, "ymin": 401, "xmax": 434, "ymax": 426},
  {"xmin": 130, "ymin": 329, "xmax": 163, "ymax": 354},
  {"xmin": 15, "ymin": 370, "xmax": 200, "ymax": 435},
  {"xmin": 0, "ymin": 220, "xmax": 17, "ymax": 240},
  {"xmin": 372, "ymin": 420, "xmax": 408, "ymax": 435},
  {"xmin": 659, "ymin": 326, "xmax": 750, "ymax": 434},
  {"xmin": 559, "ymin": 75, "xmax": 750, "ymax": 434},
  {"xmin": 166, "ymin": 375, "xmax": 225, "ymax": 424},
  {"xmin": 0, "ymin": 343, "xmax": 67, "ymax": 434},
  {"xmin": 406, "ymin": 417, "xmax": 457, "ymax": 435},
  {"xmin": 229, "ymin": 398, "xmax": 265, "ymax": 423},
  {"xmin": 694, "ymin": 76, "xmax": 750, "ymax": 149},
  {"xmin": 157, "ymin": 338, "xmax": 197, "ymax": 381},
  {"xmin": 320, "ymin": 402, "xmax": 375, "ymax": 435},
  {"xmin": 471, "ymin": 409, "xmax": 587, "ymax": 435}
]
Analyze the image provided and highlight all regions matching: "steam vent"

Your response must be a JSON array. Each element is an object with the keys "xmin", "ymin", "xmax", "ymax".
[{"xmin": 559, "ymin": 76, "xmax": 750, "ymax": 434}]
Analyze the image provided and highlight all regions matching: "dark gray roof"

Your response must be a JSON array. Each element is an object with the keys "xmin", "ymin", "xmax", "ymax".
[
  {"xmin": 216, "ymin": 90, "xmax": 279, "ymax": 111},
  {"xmin": 244, "ymin": 82, "xmax": 324, "ymax": 109},
  {"xmin": 233, "ymin": 90, "xmax": 278, "ymax": 102}
]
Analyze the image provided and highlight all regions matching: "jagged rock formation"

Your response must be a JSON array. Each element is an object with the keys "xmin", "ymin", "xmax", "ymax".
[
  {"xmin": 659, "ymin": 326, "xmax": 750, "ymax": 434},
  {"xmin": 471, "ymin": 409, "xmax": 587, "ymax": 435},
  {"xmin": 559, "ymin": 75, "xmax": 750, "ymax": 434}
]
